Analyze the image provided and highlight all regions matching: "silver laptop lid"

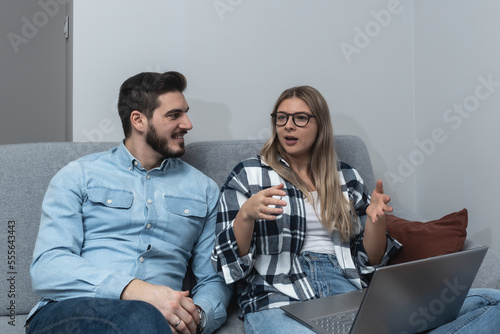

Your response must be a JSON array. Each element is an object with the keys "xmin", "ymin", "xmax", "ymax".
[
  {"xmin": 281, "ymin": 246, "xmax": 487, "ymax": 334},
  {"xmin": 350, "ymin": 246, "xmax": 488, "ymax": 333}
]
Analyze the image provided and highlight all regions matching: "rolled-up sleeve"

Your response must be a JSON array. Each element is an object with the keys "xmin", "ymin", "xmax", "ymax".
[
  {"xmin": 211, "ymin": 162, "xmax": 259, "ymax": 284},
  {"xmin": 212, "ymin": 219, "xmax": 256, "ymax": 284},
  {"xmin": 351, "ymin": 231, "xmax": 402, "ymax": 276}
]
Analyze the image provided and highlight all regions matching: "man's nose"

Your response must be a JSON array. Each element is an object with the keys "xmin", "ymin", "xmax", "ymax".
[{"xmin": 180, "ymin": 113, "xmax": 193, "ymax": 130}]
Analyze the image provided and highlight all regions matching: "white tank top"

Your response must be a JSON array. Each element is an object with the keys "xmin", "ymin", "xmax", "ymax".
[{"xmin": 301, "ymin": 192, "xmax": 335, "ymax": 255}]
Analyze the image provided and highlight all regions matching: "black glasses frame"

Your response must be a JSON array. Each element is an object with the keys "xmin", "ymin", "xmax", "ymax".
[{"xmin": 271, "ymin": 112, "xmax": 316, "ymax": 127}]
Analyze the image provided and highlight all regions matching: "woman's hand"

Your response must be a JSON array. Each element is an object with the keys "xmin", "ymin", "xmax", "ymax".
[
  {"xmin": 366, "ymin": 180, "xmax": 393, "ymax": 224},
  {"xmin": 363, "ymin": 180, "xmax": 392, "ymax": 264},
  {"xmin": 239, "ymin": 184, "xmax": 288, "ymax": 221},
  {"xmin": 233, "ymin": 184, "xmax": 287, "ymax": 256}
]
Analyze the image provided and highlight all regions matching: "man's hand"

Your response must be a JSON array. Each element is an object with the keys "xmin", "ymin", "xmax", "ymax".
[
  {"xmin": 366, "ymin": 179, "xmax": 393, "ymax": 224},
  {"xmin": 121, "ymin": 279, "xmax": 199, "ymax": 334}
]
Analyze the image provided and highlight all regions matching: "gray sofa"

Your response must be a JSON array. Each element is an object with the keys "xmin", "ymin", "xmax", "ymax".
[{"xmin": 1, "ymin": 136, "xmax": 499, "ymax": 334}]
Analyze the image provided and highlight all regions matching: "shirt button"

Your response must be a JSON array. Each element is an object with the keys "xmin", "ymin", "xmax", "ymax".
[
  {"xmin": 134, "ymin": 161, "xmax": 139, "ymax": 166},
  {"xmin": 146, "ymin": 223, "xmax": 152, "ymax": 229},
  {"xmin": 107, "ymin": 199, "xmax": 113, "ymax": 204},
  {"xmin": 184, "ymin": 209, "xmax": 189, "ymax": 214},
  {"xmin": 146, "ymin": 175, "xmax": 151, "ymax": 180},
  {"xmin": 147, "ymin": 199, "xmax": 153, "ymax": 204},
  {"xmin": 139, "ymin": 257, "xmax": 145, "ymax": 263}
]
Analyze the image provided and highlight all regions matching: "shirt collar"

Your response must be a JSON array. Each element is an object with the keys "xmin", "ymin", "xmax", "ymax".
[
  {"xmin": 260, "ymin": 155, "xmax": 291, "ymax": 168},
  {"xmin": 115, "ymin": 142, "xmax": 170, "ymax": 173}
]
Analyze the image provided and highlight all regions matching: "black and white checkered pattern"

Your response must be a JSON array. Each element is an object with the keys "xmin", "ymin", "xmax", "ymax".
[{"xmin": 211, "ymin": 156, "xmax": 401, "ymax": 315}]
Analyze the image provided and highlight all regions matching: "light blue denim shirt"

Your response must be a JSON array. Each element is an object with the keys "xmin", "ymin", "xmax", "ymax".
[{"xmin": 29, "ymin": 143, "xmax": 231, "ymax": 333}]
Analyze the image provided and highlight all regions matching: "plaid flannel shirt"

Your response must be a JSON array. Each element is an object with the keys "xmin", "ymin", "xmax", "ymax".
[{"xmin": 211, "ymin": 156, "xmax": 401, "ymax": 314}]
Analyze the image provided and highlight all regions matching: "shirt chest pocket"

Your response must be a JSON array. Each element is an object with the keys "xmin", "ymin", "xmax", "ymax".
[
  {"xmin": 162, "ymin": 196, "xmax": 207, "ymax": 246},
  {"xmin": 88, "ymin": 187, "xmax": 134, "ymax": 208},
  {"xmin": 86, "ymin": 187, "xmax": 134, "ymax": 236},
  {"xmin": 164, "ymin": 196, "xmax": 207, "ymax": 218}
]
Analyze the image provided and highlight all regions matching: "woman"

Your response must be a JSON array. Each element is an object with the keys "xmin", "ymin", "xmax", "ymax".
[{"xmin": 212, "ymin": 86, "xmax": 500, "ymax": 333}]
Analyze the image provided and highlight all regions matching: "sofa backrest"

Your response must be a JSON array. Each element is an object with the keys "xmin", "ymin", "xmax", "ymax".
[
  {"xmin": 0, "ymin": 141, "xmax": 118, "ymax": 316},
  {"xmin": 182, "ymin": 136, "xmax": 376, "ymax": 190},
  {"xmin": 0, "ymin": 135, "xmax": 375, "ymax": 316}
]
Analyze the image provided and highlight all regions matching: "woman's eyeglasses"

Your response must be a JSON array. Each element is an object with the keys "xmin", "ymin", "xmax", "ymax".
[{"xmin": 271, "ymin": 112, "xmax": 316, "ymax": 127}]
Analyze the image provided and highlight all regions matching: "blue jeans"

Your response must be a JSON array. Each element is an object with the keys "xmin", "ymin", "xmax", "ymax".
[
  {"xmin": 299, "ymin": 251, "xmax": 359, "ymax": 297},
  {"xmin": 245, "ymin": 252, "xmax": 359, "ymax": 333},
  {"xmin": 245, "ymin": 252, "xmax": 500, "ymax": 334},
  {"xmin": 427, "ymin": 288, "xmax": 500, "ymax": 334},
  {"xmin": 26, "ymin": 297, "xmax": 172, "ymax": 334}
]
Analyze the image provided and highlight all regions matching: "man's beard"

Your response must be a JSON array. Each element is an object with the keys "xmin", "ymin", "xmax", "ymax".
[{"xmin": 146, "ymin": 123, "xmax": 186, "ymax": 159}]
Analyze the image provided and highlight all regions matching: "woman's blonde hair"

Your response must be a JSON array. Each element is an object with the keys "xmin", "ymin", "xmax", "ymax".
[{"xmin": 260, "ymin": 86, "xmax": 356, "ymax": 241}]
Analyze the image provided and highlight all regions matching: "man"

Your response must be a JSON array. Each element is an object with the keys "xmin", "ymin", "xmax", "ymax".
[{"xmin": 26, "ymin": 71, "xmax": 231, "ymax": 334}]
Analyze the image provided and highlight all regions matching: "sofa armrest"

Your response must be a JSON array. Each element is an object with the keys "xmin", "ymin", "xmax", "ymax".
[{"xmin": 464, "ymin": 240, "xmax": 500, "ymax": 290}]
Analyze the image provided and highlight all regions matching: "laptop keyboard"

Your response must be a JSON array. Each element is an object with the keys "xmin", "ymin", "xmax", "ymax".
[{"xmin": 312, "ymin": 309, "xmax": 357, "ymax": 334}]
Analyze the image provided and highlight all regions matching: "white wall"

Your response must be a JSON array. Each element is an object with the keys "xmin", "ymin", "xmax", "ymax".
[
  {"xmin": 0, "ymin": 0, "xmax": 66, "ymax": 144},
  {"xmin": 4, "ymin": 0, "xmax": 498, "ymax": 252},
  {"xmin": 414, "ymin": 0, "xmax": 500, "ymax": 251},
  {"xmin": 69, "ymin": 0, "xmax": 417, "ymax": 211}
]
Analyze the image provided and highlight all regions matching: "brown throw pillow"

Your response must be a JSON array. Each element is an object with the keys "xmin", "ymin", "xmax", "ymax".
[{"xmin": 385, "ymin": 209, "xmax": 468, "ymax": 265}]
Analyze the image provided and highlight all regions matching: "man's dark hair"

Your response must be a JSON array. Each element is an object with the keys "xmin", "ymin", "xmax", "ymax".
[{"xmin": 117, "ymin": 71, "xmax": 187, "ymax": 137}]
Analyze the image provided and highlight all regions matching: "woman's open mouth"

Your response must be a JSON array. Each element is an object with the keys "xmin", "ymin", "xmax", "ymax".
[{"xmin": 284, "ymin": 136, "xmax": 298, "ymax": 145}]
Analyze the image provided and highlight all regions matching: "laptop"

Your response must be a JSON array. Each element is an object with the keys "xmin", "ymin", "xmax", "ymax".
[{"xmin": 281, "ymin": 246, "xmax": 488, "ymax": 334}]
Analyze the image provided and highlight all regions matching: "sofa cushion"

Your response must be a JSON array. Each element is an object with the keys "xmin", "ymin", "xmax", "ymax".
[{"xmin": 386, "ymin": 209, "xmax": 468, "ymax": 265}]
